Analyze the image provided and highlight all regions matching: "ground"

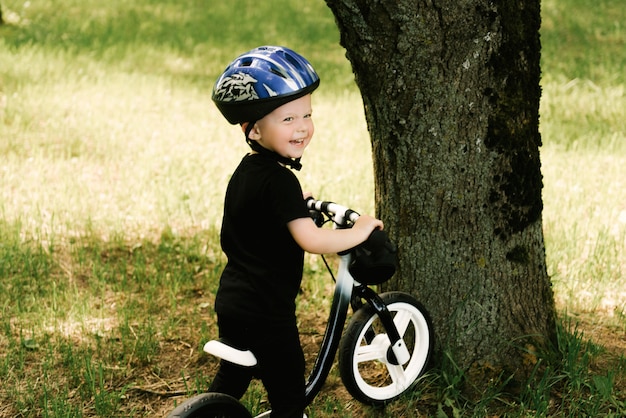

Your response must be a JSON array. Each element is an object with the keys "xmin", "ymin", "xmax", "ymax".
[{"xmin": 130, "ymin": 310, "xmax": 625, "ymax": 418}]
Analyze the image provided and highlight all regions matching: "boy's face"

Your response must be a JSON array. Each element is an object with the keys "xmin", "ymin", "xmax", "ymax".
[{"xmin": 247, "ymin": 94, "xmax": 314, "ymax": 161}]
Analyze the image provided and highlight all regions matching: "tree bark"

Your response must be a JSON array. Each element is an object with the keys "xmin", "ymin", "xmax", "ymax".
[{"xmin": 326, "ymin": 0, "xmax": 556, "ymax": 390}]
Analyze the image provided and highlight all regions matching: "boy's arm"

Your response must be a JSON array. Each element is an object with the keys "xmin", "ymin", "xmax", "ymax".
[{"xmin": 287, "ymin": 215, "xmax": 383, "ymax": 255}]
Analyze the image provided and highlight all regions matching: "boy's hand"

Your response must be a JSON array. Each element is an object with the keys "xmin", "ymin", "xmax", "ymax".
[{"xmin": 353, "ymin": 215, "xmax": 384, "ymax": 241}]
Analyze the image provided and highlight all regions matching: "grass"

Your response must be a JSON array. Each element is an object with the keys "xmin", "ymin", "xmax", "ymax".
[{"xmin": 1, "ymin": 0, "xmax": 625, "ymax": 416}]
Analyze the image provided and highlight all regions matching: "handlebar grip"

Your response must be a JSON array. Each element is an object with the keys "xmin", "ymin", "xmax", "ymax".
[
  {"xmin": 343, "ymin": 209, "xmax": 360, "ymax": 223},
  {"xmin": 306, "ymin": 198, "xmax": 360, "ymax": 226}
]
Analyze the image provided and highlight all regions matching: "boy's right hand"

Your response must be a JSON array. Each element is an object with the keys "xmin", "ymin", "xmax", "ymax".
[{"xmin": 353, "ymin": 215, "xmax": 384, "ymax": 242}]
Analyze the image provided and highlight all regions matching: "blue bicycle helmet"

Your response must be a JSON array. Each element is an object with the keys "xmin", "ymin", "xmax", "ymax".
[{"xmin": 213, "ymin": 46, "xmax": 320, "ymax": 125}]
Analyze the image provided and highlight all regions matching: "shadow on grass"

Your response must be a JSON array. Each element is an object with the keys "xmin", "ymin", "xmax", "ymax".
[{"xmin": 1, "ymin": 218, "xmax": 625, "ymax": 417}]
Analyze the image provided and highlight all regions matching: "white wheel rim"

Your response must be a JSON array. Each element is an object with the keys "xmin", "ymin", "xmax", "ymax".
[{"xmin": 351, "ymin": 301, "xmax": 430, "ymax": 400}]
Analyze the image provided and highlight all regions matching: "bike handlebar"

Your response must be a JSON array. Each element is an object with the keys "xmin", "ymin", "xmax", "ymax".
[{"xmin": 306, "ymin": 198, "xmax": 360, "ymax": 227}]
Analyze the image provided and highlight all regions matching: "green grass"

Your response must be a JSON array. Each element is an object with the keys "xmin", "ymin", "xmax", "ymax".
[{"xmin": 1, "ymin": 0, "xmax": 625, "ymax": 416}]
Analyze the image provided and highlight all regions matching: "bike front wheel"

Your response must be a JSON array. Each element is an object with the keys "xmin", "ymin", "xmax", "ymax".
[
  {"xmin": 338, "ymin": 291, "xmax": 433, "ymax": 406},
  {"xmin": 167, "ymin": 392, "xmax": 252, "ymax": 418}
]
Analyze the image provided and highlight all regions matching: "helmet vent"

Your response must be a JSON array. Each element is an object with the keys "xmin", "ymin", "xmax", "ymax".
[
  {"xmin": 269, "ymin": 67, "xmax": 287, "ymax": 79},
  {"xmin": 284, "ymin": 53, "xmax": 301, "ymax": 69}
]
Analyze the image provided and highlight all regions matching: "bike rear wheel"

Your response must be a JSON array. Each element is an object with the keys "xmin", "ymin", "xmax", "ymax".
[
  {"xmin": 338, "ymin": 291, "xmax": 433, "ymax": 406},
  {"xmin": 167, "ymin": 392, "xmax": 252, "ymax": 418}
]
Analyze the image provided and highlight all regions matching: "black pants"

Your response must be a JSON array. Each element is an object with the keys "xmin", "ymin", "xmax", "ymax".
[{"xmin": 208, "ymin": 315, "xmax": 306, "ymax": 418}]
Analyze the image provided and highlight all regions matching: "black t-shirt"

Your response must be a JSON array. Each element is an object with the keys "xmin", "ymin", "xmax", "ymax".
[{"xmin": 215, "ymin": 153, "xmax": 310, "ymax": 325}]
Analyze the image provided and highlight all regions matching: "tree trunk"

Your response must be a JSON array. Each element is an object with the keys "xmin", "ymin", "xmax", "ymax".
[{"xmin": 326, "ymin": 0, "xmax": 557, "ymax": 390}]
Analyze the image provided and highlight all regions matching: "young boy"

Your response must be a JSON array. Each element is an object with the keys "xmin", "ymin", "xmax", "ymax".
[{"xmin": 209, "ymin": 46, "xmax": 383, "ymax": 418}]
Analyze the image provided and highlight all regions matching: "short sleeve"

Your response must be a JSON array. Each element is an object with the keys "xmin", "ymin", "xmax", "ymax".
[{"xmin": 268, "ymin": 168, "xmax": 310, "ymax": 225}]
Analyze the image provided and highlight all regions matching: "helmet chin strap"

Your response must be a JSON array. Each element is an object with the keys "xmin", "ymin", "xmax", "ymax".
[{"xmin": 244, "ymin": 122, "xmax": 303, "ymax": 171}]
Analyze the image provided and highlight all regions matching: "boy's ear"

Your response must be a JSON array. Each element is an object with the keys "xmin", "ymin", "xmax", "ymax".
[{"xmin": 241, "ymin": 122, "xmax": 261, "ymax": 140}]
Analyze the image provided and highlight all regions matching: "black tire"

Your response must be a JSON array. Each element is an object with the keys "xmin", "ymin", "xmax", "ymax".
[
  {"xmin": 338, "ymin": 292, "xmax": 433, "ymax": 406},
  {"xmin": 167, "ymin": 392, "xmax": 252, "ymax": 418}
]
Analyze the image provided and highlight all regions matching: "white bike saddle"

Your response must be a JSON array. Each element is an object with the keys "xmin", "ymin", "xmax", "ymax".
[{"xmin": 203, "ymin": 340, "xmax": 258, "ymax": 367}]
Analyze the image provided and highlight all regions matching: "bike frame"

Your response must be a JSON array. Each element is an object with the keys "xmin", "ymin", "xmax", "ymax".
[{"xmin": 304, "ymin": 250, "xmax": 352, "ymax": 403}]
